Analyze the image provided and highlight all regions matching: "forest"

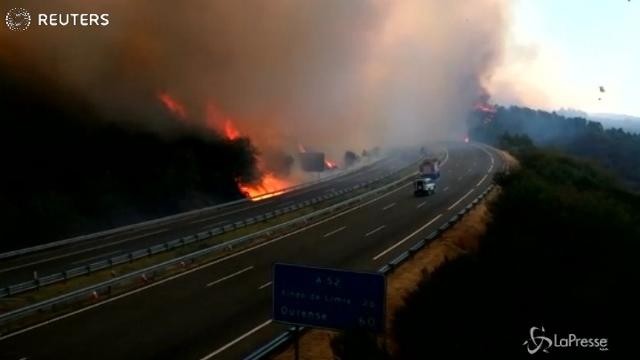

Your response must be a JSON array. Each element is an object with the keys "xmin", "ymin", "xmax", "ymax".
[{"xmin": 0, "ymin": 66, "xmax": 257, "ymax": 252}]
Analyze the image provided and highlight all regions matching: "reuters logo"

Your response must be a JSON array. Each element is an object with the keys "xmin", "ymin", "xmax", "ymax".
[{"xmin": 5, "ymin": 8, "xmax": 31, "ymax": 31}]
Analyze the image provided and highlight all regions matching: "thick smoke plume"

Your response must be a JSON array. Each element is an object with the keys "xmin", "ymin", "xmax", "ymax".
[{"xmin": 1, "ymin": 0, "xmax": 509, "ymax": 153}]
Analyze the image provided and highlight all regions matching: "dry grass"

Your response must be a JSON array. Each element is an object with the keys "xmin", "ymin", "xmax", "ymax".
[
  {"xmin": 497, "ymin": 149, "xmax": 519, "ymax": 170},
  {"xmin": 272, "ymin": 188, "xmax": 501, "ymax": 360}
]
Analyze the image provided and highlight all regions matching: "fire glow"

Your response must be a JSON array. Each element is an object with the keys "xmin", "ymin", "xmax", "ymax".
[
  {"xmin": 158, "ymin": 93, "xmax": 294, "ymax": 201},
  {"xmin": 239, "ymin": 173, "xmax": 290, "ymax": 201},
  {"xmin": 325, "ymin": 159, "xmax": 338, "ymax": 170},
  {"xmin": 158, "ymin": 92, "xmax": 187, "ymax": 120}
]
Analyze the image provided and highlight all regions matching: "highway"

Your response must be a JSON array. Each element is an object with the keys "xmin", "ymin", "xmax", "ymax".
[
  {"xmin": 0, "ymin": 143, "xmax": 502, "ymax": 360},
  {"xmin": 0, "ymin": 155, "xmax": 412, "ymax": 286}
]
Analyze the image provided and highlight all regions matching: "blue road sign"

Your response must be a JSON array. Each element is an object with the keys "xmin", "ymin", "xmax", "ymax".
[{"xmin": 272, "ymin": 263, "xmax": 386, "ymax": 333}]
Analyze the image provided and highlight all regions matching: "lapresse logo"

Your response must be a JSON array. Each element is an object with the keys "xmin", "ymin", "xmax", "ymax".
[
  {"xmin": 523, "ymin": 326, "xmax": 609, "ymax": 354},
  {"xmin": 5, "ymin": 8, "xmax": 109, "ymax": 31}
]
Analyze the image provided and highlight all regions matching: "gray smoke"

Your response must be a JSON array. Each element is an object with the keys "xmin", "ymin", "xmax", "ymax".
[{"xmin": 1, "ymin": 0, "xmax": 510, "ymax": 154}]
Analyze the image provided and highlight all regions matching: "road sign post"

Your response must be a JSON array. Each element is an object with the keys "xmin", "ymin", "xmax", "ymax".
[{"xmin": 272, "ymin": 263, "xmax": 386, "ymax": 333}]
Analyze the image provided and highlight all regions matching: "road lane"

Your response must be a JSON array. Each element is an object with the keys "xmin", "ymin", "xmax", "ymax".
[
  {"xmin": 0, "ymin": 143, "xmax": 501, "ymax": 360},
  {"xmin": 0, "ymin": 154, "xmax": 414, "ymax": 286}
]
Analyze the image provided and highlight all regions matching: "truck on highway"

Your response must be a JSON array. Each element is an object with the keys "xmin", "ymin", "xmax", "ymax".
[
  {"xmin": 414, "ymin": 175, "xmax": 436, "ymax": 196},
  {"xmin": 414, "ymin": 158, "xmax": 440, "ymax": 196},
  {"xmin": 418, "ymin": 158, "xmax": 440, "ymax": 179}
]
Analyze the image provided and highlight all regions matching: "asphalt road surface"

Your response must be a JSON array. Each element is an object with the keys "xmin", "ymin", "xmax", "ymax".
[
  {"xmin": 0, "ymin": 142, "xmax": 502, "ymax": 360},
  {"xmin": 0, "ymin": 154, "xmax": 414, "ymax": 286}
]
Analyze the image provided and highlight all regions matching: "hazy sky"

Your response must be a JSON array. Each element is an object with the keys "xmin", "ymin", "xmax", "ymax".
[{"xmin": 490, "ymin": 0, "xmax": 640, "ymax": 116}]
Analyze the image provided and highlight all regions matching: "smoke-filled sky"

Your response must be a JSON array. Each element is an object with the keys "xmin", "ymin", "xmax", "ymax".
[
  {"xmin": 1, "ymin": 0, "xmax": 508, "ymax": 154},
  {"xmin": 488, "ymin": 0, "xmax": 640, "ymax": 117}
]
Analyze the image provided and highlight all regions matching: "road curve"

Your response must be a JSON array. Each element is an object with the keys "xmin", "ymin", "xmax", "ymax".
[
  {"xmin": 0, "ymin": 142, "xmax": 502, "ymax": 360},
  {"xmin": 0, "ymin": 155, "xmax": 411, "ymax": 286}
]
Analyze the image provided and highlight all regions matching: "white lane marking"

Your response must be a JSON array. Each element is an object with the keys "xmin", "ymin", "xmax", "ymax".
[
  {"xmin": 365, "ymin": 225, "xmax": 386, "ymax": 237},
  {"xmin": 417, "ymin": 201, "xmax": 426, "ymax": 208},
  {"xmin": 323, "ymin": 226, "xmax": 347, "ymax": 238},
  {"xmin": 0, "ymin": 174, "xmax": 415, "ymax": 341},
  {"xmin": 488, "ymin": 164, "xmax": 494, "ymax": 173},
  {"xmin": 440, "ymin": 148, "xmax": 450, "ymax": 166},
  {"xmin": 258, "ymin": 281, "xmax": 272, "ymax": 290},
  {"xmin": 443, "ymin": 186, "xmax": 449, "ymax": 192},
  {"xmin": 200, "ymin": 320, "xmax": 272, "ymax": 360},
  {"xmin": 0, "ymin": 228, "xmax": 170, "ymax": 274},
  {"xmin": 447, "ymin": 189, "xmax": 475, "ymax": 211},
  {"xmin": 382, "ymin": 202, "xmax": 396, "ymax": 211},
  {"xmin": 476, "ymin": 174, "xmax": 488, "ymax": 187},
  {"xmin": 457, "ymin": 176, "xmax": 463, "ymax": 181},
  {"xmin": 373, "ymin": 214, "xmax": 442, "ymax": 260},
  {"xmin": 206, "ymin": 266, "xmax": 254, "ymax": 287}
]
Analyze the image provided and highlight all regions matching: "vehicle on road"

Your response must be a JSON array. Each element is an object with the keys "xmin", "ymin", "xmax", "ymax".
[
  {"xmin": 414, "ymin": 176, "xmax": 436, "ymax": 196},
  {"xmin": 419, "ymin": 158, "xmax": 440, "ymax": 179}
]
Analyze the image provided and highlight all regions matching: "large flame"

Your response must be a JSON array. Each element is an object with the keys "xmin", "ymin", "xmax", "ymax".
[
  {"xmin": 156, "ymin": 93, "xmax": 295, "ymax": 201},
  {"xmin": 239, "ymin": 172, "xmax": 291, "ymax": 201}
]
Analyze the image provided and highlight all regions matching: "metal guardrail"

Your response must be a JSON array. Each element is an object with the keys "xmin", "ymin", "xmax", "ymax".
[
  {"xmin": 0, "ymin": 161, "xmax": 426, "ymax": 327},
  {"xmin": 0, "ymin": 158, "xmax": 385, "ymax": 261},
  {"xmin": 243, "ymin": 183, "xmax": 496, "ymax": 360},
  {"xmin": 0, "ymin": 165, "xmax": 405, "ymax": 298}
]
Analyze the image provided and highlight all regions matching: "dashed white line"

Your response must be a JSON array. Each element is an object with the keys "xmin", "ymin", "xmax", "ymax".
[
  {"xmin": 206, "ymin": 266, "xmax": 254, "ymax": 287},
  {"xmin": 258, "ymin": 281, "xmax": 272, "ymax": 290},
  {"xmin": 0, "ymin": 178, "xmax": 417, "ymax": 342},
  {"xmin": 447, "ymin": 189, "xmax": 475, "ymax": 211},
  {"xmin": 200, "ymin": 320, "xmax": 272, "ymax": 360},
  {"xmin": 365, "ymin": 225, "xmax": 386, "ymax": 237},
  {"xmin": 457, "ymin": 176, "xmax": 463, "ymax": 181},
  {"xmin": 417, "ymin": 201, "xmax": 426, "ymax": 208},
  {"xmin": 373, "ymin": 214, "xmax": 442, "ymax": 260},
  {"xmin": 443, "ymin": 186, "xmax": 449, "ymax": 192},
  {"xmin": 476, "ymin": 174, "xmax": 488, "ymax": 187},
  {"xmin": 323, "ymin": 226, "xmax": 347, "ymax": 238},
  {"xmin": 382, "ymin": 202, "xmax": 396, "ymax": 211}
]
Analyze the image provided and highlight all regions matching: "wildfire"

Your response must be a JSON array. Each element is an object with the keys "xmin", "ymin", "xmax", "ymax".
[
  {"xmin": 473, "ymin": 101, "xmax": 497, "ymax": 114},
  {"xmin": 239, "ymin": 173, "xmax": 292, "ymax": 201},
  {"xmin": 325, "ymin": 159, "xmax": 338, "ymax": 170},
  {"xmin": 224, "ymin": 120, "xmax": 240, "ymax": 140},
  {"xmin": 158, "ymin": 92, "xmax": 187, "ymax": 120},
  {"xmin": 157, "ymin": 93, "xmax": 296, "ymax": 201}
]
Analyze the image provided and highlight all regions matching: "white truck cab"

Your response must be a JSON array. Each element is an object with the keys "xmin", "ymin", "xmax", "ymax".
[{"xmin": 414, "ymin": 176, "xmax": 436, "ymax": 196}]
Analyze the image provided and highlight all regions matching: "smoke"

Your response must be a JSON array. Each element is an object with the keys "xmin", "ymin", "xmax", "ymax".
[{"xmin": 1, "ymin": 0, "xmax": 510, "ymax": 152}]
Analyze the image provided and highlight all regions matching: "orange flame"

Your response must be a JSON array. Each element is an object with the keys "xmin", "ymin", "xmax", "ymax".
[
  {"xmin": 224, "ymin": 120, "xmax": 241, "ymax": 140},
  {"xmin": 158, "ymin": 95, "xmax": 296, "ymax": 201},
  {"xmin": 325, "ymin": 159, "xmax": 338, "ymax": 170},
  {"xmin": 158, "ymin": 92, "xmax": 187, "ymax": 120},
  {"xmin": 239, "ymin": 172, "xmax": 292, "ymax": 201}
]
